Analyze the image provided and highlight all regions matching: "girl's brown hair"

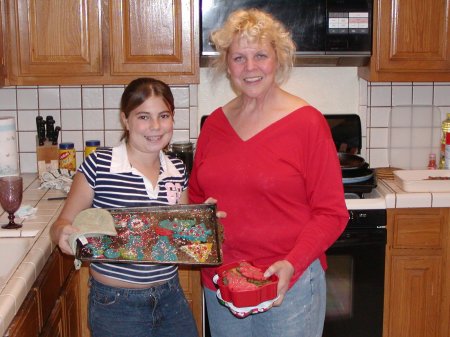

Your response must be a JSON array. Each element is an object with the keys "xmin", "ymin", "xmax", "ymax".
[{"xmin": 120, "ymin": 77, "xmax": 175, "ymax": 142}]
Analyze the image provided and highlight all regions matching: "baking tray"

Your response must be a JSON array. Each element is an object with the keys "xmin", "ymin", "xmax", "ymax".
[
  {"xmin": 75, "ymin": 203, "xmax": 222, "ymax": 265},
  {"xmin": 393, "ymin": 169, "xmax": 450, "ymax": 192}
]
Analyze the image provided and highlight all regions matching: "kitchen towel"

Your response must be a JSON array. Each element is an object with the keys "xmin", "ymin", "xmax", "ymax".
[{"xmin": 0, "ymin": 117, "xmax": 19, "ymax": 177}]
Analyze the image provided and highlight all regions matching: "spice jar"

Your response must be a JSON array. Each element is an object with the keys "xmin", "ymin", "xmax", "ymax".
[
  {"xmin": 171, "ymin": 141, "xmax": 194, "ymax": 176},
  {"xmin": 85, "ymin": 140, "xmax": 101, "ymax": 157},
  {"xmin": 59, "ymin": 142, "xmax": 76, "ymax": 170}
]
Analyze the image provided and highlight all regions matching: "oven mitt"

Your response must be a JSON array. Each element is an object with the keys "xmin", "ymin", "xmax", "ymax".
[{"xmin": 68, "ymin": 208, "xmax": 117, "ymax": 268}]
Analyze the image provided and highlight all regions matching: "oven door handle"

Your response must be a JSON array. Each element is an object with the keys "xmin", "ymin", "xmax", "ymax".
[{"xmin": 331, "ymin": 230, "xmax": 387, "ymax": 248}]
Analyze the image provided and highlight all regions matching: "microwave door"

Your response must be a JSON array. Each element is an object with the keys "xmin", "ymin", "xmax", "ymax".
[{"xmin": 201, "ymin": 0, "xmax": 327, "ymax": 55}]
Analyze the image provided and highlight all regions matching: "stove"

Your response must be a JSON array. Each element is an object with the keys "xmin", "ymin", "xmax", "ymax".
[
  {"xmin": 324, "ymin": 114, "xmax": 386, "ymax": 211},
  {"xmin": 323, "ymin": 114, "xmax": 386, "ymax": 337}
]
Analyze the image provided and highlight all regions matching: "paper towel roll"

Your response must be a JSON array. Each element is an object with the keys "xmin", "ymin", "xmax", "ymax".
[{"xmin": 0, "ymin": 117, "xmax": 19, "ymax": 177}]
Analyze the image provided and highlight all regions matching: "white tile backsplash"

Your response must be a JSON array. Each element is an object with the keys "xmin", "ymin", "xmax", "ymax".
[
  {"xmin": 17, "ymin": 88, "xmax": 38, "ymax": 110},
  {"xmin": 2, "ymin": 75, "xmax": 450, "ymax": 173},
  {"xmin": 392, "ymin": 85, "xmax": 412, "ymax": 106},
  {"xmin": 412, "ymin": 85, "xmax": 433, "ymax": 105},
  {"xmin": 38, "ymin": 88, "xmax": 60, "ymax": 109},
  {"xmin": 0, "ymin": 88, "xmax": 17, "ymax": 109},
  {"xmin": 370, "ymin": 85, "xmax": 392, "ymax": 106},
  {"xmin": 60, "ymin": 87, "xmax": 82, "ymax": 109},
  {"xmin": 82, "ymin": 87, "xmax": 103, "ymax": 109},
  {"xmin": 82, "ymin": 109, "xmax": 104, "ymax": 130},
  {"xmin": 434, "ymin": 85, "xmax": 450, "ymax": 106},
  {"xmin": 61, "ymin": 110, "xmax": 82, "ymax": 130}
]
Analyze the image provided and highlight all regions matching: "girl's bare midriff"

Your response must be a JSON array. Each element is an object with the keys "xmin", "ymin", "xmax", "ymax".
[{"xmin": 90, "ymin": 268, "xmax": 168, "ymax": 289}]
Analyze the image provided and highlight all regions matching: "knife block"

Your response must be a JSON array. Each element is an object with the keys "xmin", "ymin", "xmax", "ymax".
[{"xmin": 36, "ymin": 138, "xmax": 59, "ymax": 177}]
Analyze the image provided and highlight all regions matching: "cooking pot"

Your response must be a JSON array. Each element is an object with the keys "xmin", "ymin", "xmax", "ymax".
[{"xmin": 338, "ymin": 153, "xmax": 366, "ymax": 170}]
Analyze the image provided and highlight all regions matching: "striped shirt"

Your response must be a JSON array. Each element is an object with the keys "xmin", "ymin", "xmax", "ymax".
[{"xmin": 78, "ymin": 142, "xmax": 188, "ymax": 284}]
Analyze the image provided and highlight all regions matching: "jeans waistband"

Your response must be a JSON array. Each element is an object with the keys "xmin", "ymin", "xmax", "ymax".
[{"xmin": 89, "ymin": 274, "xmax": 179, "ymax": 296}]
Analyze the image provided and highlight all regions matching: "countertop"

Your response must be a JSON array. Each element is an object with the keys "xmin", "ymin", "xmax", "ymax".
[
  {"xmin": 0, "ymin": 173, "xmax": 66, "ymax": 336},
  {"xmin": 0, "ymin": 174, "xmax": 449, "ymax": 336}
]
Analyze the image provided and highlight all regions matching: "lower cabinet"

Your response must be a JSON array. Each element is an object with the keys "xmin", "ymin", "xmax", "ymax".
[
  {"xmin": 384, "ymin": 208, "xmax": 450, "ymax": 337},
  {"xmin": 7, "ymin": 249, "xmax": 203, "ymax": 337},
  {"xmin": 6, "ymin": 248, "xmax": 81, "ymax": 337}
]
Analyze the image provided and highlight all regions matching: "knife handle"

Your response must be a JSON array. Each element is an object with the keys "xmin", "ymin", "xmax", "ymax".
[{"xmin": 53, "ymin": 126, "xmax": 61, "ymax": 145}]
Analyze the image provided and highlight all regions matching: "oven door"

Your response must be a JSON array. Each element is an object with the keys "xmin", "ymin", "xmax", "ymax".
[{"xmin": 322, "ymin": 228, "xmax": 386, "ymax": 337}]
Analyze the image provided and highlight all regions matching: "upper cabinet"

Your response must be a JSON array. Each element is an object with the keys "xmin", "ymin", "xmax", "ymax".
[
  {"xmin": 0, "ymin": 0, "xmax": 5, "ymax": 86},
  {"xmin": 3, "ymin": 0, "xmax": 199, "ymax": 85},
  {"xmin": 358, "ymin": 0, "xmax": 450, "ymax": 82}
]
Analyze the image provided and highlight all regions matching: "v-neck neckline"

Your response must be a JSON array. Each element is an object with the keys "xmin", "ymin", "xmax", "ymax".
[{"xmin": 218, "ymin": 106, "xmax": 308, "ymax": 143}]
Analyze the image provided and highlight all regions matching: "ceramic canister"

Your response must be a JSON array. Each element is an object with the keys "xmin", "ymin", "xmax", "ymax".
[{"xmin": 0, "ymin": 117, "xmax": 19, "ymax": 177}]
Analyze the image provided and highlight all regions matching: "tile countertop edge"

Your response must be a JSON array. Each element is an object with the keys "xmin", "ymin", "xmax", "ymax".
[
  {"xmin": 0, "ymin": 174, "xmax": 65, "ymax": 337},
  {"xmin": 381, "ymin": 179, "xmax": 450, "ymax": 208}
]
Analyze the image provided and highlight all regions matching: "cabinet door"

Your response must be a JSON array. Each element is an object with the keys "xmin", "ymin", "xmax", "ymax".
[
  {"xmin": 0, "ymin": 0, "xmax": 5, "ymax": 86},
  {"xmin": 387, "ymin": 256, "xmax": 442, "ymax": 337},
  {"xmin": 4, "ymin": 0, "xmax": 102, "ymax": 84},
  {"xmin": 6, "ymin": 289, "xmax": 40, "ymax": 337},
  {"xmin": 63, "ymin": 271, "xmax": 82, "ymax": 337},
  {"xmin": 178, "ymin": 267, "xmax": 202, "ymax": 336},
  {"xmin": 359, "ymin": 0, "xmax": 450, "ymax": 81},
  {"xmin": 109, "ymin": 0, "xmax": 199, "ymax": 84},
  {"xmin": 40, "ymin": 298, "xmax": 64, "ymax": 337}
]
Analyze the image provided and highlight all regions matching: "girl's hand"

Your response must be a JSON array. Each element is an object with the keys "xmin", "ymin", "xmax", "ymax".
[
  {"xmin": 204, "ymin": 197, "xmax": 227, "ymax": 219},
  {"xmin": 263, "ymin": 260, "xmax": 295, "ymax": 306},
  {"xmin": 52, "ymin": 221, "xmax": 79, "ymax": 255}
]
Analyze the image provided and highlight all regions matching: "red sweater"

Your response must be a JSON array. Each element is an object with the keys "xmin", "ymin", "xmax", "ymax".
[{"xmin": 189, "ymin": 106, "xmax": 349, "ymax": 290}]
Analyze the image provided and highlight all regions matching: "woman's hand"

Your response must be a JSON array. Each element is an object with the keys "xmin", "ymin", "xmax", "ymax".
[
  {"xmin": 264, "ymin": 260, "xmax": 295, "ymax": 306},
  {"xmin": 204, "ymin": 197, "xmax": 227, "ymax": 219}
]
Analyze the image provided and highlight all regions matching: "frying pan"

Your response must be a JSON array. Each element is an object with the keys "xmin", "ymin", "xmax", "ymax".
[{"xmin": 338, "ymin": 153, "xmax": 366, "ymax": 170}]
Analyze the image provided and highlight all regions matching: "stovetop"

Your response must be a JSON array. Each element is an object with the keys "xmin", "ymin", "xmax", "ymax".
[{"xmin": 345, "ymin": 187, "xmax": 386, "ymax": 210}]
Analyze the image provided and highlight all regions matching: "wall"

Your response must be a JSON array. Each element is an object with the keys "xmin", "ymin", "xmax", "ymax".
[
  {"xmin": 362, "ymin": 81, "xmax": 450, "ymax": 168},
  {"xmin": 1, "ymin": 68, "xmax": 450, "ymax": 173},
  {"xmin": 0, "ymin": 84, "xmax": 199, "ymax": 173}
]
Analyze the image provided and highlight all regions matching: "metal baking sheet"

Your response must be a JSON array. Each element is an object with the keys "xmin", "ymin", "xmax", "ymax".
[{"xmin": 75, "ymin": 203, "xmax": 222, "ymax": 266}]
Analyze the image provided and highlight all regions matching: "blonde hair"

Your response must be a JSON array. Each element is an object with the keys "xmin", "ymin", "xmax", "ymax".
[{"xmin": 210, "ymin": 8, "xmax": 296, "ymax": 84}]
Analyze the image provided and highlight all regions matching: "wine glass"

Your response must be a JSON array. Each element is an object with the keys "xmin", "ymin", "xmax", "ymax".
[{"xmin": 0, "ymin": 176, "xmax": 23, "ymax": 229}]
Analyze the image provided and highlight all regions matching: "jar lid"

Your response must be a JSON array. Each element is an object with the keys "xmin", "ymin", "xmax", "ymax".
[
  {"xmin": 85, "ymin": 140, "xmax": 101, "ymax": 146},
  {"xmin": 59, "ymin": 142, "xmax": 74, "ymax": 149}
]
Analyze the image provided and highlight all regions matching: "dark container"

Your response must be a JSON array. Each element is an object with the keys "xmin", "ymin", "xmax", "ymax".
[{"xmin": 171, "ymin": 141, "xmax": 194, "ymax": 176}]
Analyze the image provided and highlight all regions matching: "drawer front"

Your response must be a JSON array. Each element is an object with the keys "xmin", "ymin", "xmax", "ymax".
[{"xmin": 392, "ymin": 212, "xmax": 444, "ymax": 249}]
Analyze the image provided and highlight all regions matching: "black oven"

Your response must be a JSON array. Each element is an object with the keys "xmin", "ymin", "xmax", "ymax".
[{"xmin": 323, "ymin": 208, "xmax": 387, "ymax": 337}]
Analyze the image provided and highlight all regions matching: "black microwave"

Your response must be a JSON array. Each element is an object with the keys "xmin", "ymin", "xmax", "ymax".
[{"xmin": 201, "ymin": 0, "xmax": 373, "ymax": 66}]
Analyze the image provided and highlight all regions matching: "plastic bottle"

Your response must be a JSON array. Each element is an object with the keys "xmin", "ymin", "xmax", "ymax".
[
  {"xmin": 59, "ymin": 142, "xmax": 76, "ymax": 171},
  {"xmin": 428, "ymin": 153, "xmax": 437, "ymax": 170},
  {"xmin": 85, "ymin": 140, "xmax": 100, "ymax": 157},
  {"xmin": 439, "ymin": 113, "xmax": 450, "ymax": 168}
]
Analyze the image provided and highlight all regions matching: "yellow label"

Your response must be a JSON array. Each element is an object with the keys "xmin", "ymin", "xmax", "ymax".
[
  {"xmin": 85, "ymin": 146, "xmax": 97, "ymax": 157},
  {"xmin": 59, "ymin": 149, "xmax": 76, "ymax": 171}
]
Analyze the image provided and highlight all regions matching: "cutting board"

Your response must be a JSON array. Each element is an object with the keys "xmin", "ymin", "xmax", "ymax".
[{"xmin": 394, "ymin": 169, "xmax": 450, "ymax": 192}]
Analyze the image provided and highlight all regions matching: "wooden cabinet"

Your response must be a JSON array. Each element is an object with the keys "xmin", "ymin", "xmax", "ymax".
[
  {"xmin": 6, "ymin": 288, "xmax": 40, "ymax": 337},
  {"xmin": 358, "ymin": 0, "xmax": 450, "ymax": 82},
  {"xmin": 0, "ymin": 0, "xmax": 5, "ymax": 86},
  {"xmin": 5, "ymin": 248, "xmax": 81, "ymax": 337},
  {"xmin": 3, "ymin": 0, "xmax": 199, "ymax": 85},
  {"xmin": 384, "ymin": 208, "xmax": 450, "ymax": 337},
  {"xmin": 179, "ymin": 266, "xmax": 203, "ymax": 337}
]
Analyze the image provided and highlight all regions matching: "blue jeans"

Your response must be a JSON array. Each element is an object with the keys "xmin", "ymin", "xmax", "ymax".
[
  {"xmin": 204, "ymin": 259, "xmax": 326, "ymax": 337},
  {"xmin": 88, "ymin": 275, "xmax": 198, "ymax": 337}
]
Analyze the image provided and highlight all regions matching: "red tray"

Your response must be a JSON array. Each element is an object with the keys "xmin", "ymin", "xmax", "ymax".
[{"xmin": 215, "ymin": 261, "xmax": 278, "ymax": 308}]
